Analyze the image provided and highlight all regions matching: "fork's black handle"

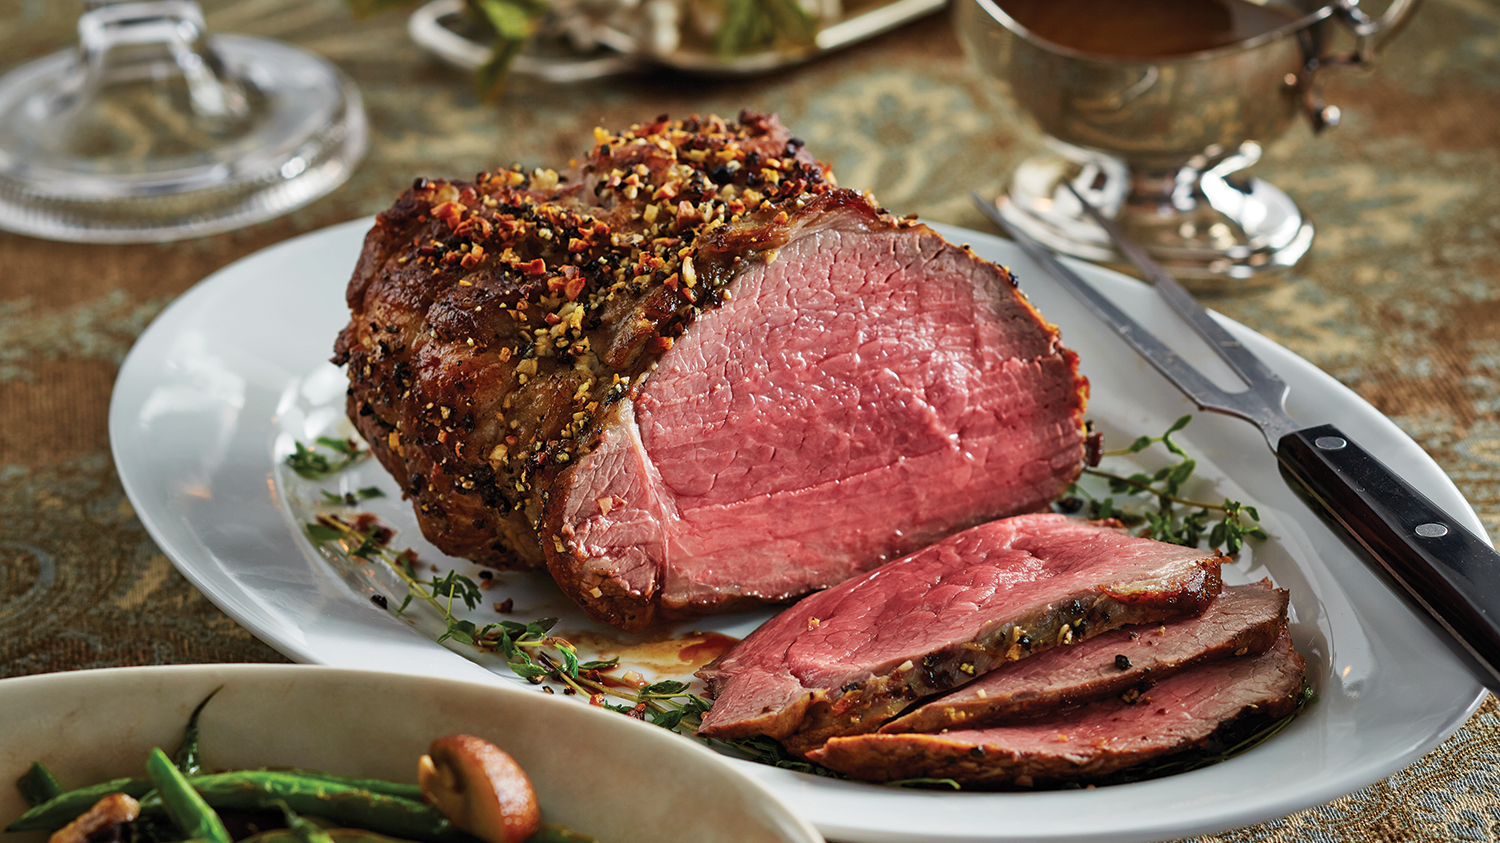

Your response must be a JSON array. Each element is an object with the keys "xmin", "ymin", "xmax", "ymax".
[{"xmin": 1278, "ymin": 423, "xmax": 1500, "ymax": 691}]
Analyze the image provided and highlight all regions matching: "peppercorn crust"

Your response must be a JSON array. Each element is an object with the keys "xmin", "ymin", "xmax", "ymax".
[
  {"xmin": 336, "ymin": 112, "xmax": 1091, "ymax": 631},
  {"xmin": 334, "ymin": 112, "xmax": 846, "ymax": 574}
]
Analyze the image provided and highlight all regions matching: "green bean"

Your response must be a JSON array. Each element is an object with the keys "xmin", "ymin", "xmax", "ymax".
[
  {"xmin": 271, "ymin": 800, "xmax": 337, "ymax": 843},
  {"xmin": 145, "ymin": 747, "xmax": 232, "ymax": 843},
  {"xmin": 275, "ymin": 771, "xmax": 424, "ymax": 802},
  {"xmin": 9, "ymin": 769, "xmax": 426, "ymax": 835},
  {"xmin": 243, "ymin": 830, "xmax": 426, "ymax": 843},
  {"xmin": 527, "ymin": 825, "xmax": 600, "ymax": 843},
  {"xmin": 136, "ymin": 772, "xmax": 467, "ymax": 843},
  {"xmin": 15, "ymin": 761, "xmax": 65, "ymax": 807},
  {"xmin": 12, "ymin": 687, "xmax": 223, "ymax": 831},
  {"xmin": 173, "ymin": 688, "xmax": 223, "ymax": 776},
  {"xmin": 5, "ymin": 778, "xmax": 153, "ymax": 832}
]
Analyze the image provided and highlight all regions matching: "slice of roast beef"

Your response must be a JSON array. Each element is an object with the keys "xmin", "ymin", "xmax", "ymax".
[
  {"xmin": 695, "ymin": 514, "xmax": 1224, "ymax": 754},
  {"xmin": 806, "ymin": 630, "xmax": 1307, "ymax": 785},
  {"xmin": 335, "ymin": 112, "xmax": 1090, "ymax": 631},
  {"xmin": 880, "ymin": 579, "xmax": 1289, "ymax": 734}
]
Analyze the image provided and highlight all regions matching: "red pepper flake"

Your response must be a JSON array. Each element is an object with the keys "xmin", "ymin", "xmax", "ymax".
[
  {"xmin": 455, "ymin": 216, "xmax": 492, "ymax": 238},
  {"xmin": 431, "ymin": 201, "xmax": 465, "ymax": 228},
  {"xmin": 459, "ymin": 245, "xmax": 486, "ymax": 268},
  {"xmin": 567, "ymin": 237, "xmax": 589, "ymax": 253},
  {"xmin": 517, "ymin": 258, "xmax": 547, "ymax": 276},
  {"xmin": 564, "ymin": 275, "xmax": 586, "ymax": 301}
]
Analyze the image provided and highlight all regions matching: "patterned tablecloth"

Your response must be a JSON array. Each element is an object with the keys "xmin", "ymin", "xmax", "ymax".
[{"xmin": 2, "ymin": 1, "xmax": 1498, "ymax": 840}]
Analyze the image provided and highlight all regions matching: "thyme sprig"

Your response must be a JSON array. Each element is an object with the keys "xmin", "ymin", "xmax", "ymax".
[
  {"xmin": 286, "ymin": 437, "xmax": 369, "ymax": 480},
  {"xmin": 300, "ymin": 510, "xmax": 739, "ymax": 736},
  {"xmin": 301, "ymin": 510, "xmax": 833, "ymax": 775},
  {"xmin": 305, "ymin": 513, "xmax": 595, "ymax": 678},
  {"xmin": 1063, "ymin": 415, "xmax": 1267, "ymax": 554},
  {"xmin": 320, "ymin": 486, "xmax": 385, "ymax": 507}
]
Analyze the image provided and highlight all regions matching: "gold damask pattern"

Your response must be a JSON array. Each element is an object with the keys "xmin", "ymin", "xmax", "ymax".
[{"xmin": 1, "ymin": 0, "xmax": 1497, "ymax": 840}]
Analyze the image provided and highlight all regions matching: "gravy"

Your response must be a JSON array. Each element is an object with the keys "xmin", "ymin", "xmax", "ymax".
[{"xmin": 997, "ymin": 0, "xmax": 1304, "ymax": 57}]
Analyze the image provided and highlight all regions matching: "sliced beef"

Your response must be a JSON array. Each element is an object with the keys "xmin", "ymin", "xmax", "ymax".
[
  {"xmin": 806, "ymin": 630, "xmax": 1307, "ymax": 785},
  {"xmin": 695, "ymin": 514, "xmax": 1224, "ymax": 755},
  {"xmin": 549, "ymin": 199, "xmax": 1089, "ymax": 630},
  {"xmin": 880, "ymin": 579, "xmax": 1289, "ymax": 734},
  {"xmin": 336, "ymin": 112, "xmax": 1090, "ymax": 631}
]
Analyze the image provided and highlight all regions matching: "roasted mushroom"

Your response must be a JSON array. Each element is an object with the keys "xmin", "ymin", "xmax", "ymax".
[
  {"xmin": 47, "ymin": 793, "xmax": 139, "ymax": 843},
  {"xmin": 418, "ymin": 735, "xmax": 539, "ymax": 843}
]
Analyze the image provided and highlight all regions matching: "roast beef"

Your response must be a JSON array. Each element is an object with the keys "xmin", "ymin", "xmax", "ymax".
[
  {"xmin": 695, "ymin": 514, "xmax": 1224, "ymax": 754},
  {"xmin": 880, "ymin": 579, "xmax": 1289, "ymax": 734},
  {"xmin": 334, "ymin": 112, "xmax": 1090, "ymax": 631},
  {"xmin": 805, "ymin": 630, "xmax": 1307, "ymax": 785}
]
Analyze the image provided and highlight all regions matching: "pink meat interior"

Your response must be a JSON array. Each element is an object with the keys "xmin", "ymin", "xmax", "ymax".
[
  {"xmin": 566, "ymin": 223, "xmax": 1084, "ymax": 612},
  {"xmin": 695, "ymin": 514, "xmax": 1214, "ymax": 737}
]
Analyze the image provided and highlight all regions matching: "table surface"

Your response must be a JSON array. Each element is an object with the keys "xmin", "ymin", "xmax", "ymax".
[{"xmin": 1, "ymin": 1, "xmax": 1497, "ymax": 840}]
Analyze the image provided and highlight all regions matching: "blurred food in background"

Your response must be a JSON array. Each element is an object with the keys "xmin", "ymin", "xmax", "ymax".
[{"xmin": 385, "ymin": 0, "xmax": 943, "ymax": 93}]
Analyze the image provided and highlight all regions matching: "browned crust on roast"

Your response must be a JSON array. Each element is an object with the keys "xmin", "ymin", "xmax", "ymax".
[
  {"xmin": 337, "ymin": 112, "xmax": 1091, "ymax": 632},
  {"xmin": 335, "ymin": 113, "xmax": 837, "ymax": 576}
]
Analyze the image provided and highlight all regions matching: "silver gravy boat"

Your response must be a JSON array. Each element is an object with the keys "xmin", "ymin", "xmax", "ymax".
[{"xmin": 957, "ymin": 0, "xmax": 1421, "ymax": 290}]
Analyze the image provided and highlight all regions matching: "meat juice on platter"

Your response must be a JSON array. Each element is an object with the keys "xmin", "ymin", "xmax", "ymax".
[{"xmin": 333, "ymin": 112, "xmax": 1307, "ymax": 786}]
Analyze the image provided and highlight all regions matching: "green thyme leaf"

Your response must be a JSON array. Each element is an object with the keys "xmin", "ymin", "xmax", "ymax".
[
  {"xmin": 286, "ymin": 437, "xmax": 368, "ymax": 480},
  {"xmin": 317, "ymin": 436, "xmax": 359, "ymax": 455},
  {"xmin": 306, "ymin": 523, "xmax": 345, "ymax": 542},
  {"xmin": 643, "ymin": 680, "xmax": 691, "ymax": 695},
  {"xmin": 1072, "ymin": 414, "xmax": 1266, "ymax": 554},
  {"xmin": 428, "ymin": 570, "xmax": 484, "ymax": 611}
]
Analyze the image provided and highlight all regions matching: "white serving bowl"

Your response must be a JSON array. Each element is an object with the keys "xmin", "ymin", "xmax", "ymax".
[{"xmin": 0, "ymin": 665, "xmax": 822, "ymax": 843}]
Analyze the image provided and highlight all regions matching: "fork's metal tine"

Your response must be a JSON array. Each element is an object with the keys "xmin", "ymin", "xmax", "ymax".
[{"xmin": 1061, "ymin": 183, "xmax": 1290, "ymax": 407}]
